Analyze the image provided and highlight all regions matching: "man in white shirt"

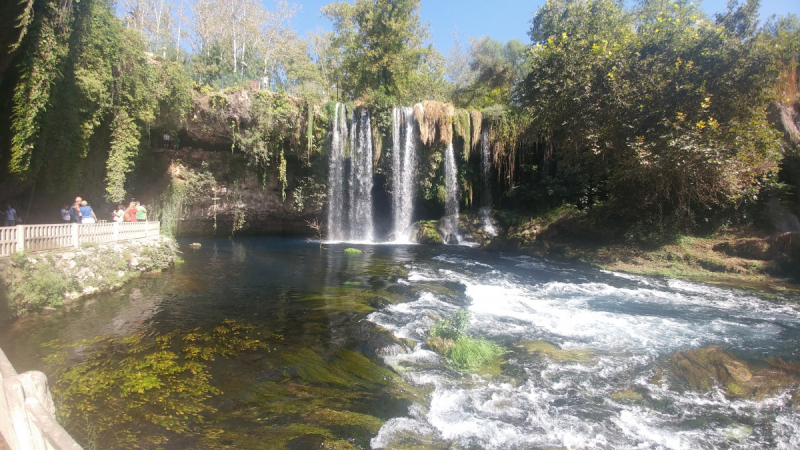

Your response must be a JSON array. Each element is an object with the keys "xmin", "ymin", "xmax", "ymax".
[{"xmin": 5, "ymin": 204, "xmax": 18, "ymax": 226}]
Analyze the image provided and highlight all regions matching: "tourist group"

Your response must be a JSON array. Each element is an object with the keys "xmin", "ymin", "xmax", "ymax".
[{"xmin": 59, "ymin": 197, "xmax": 148, "ymax": 224}]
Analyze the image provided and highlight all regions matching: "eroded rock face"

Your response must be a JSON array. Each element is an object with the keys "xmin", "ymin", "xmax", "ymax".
[
  {"xmin": 147, "ymin": 148, "xmax": 322, "ymax": 237},
  {"xmin": 652, "ymin": 346, "xmax": 799, "ymax": 401}
]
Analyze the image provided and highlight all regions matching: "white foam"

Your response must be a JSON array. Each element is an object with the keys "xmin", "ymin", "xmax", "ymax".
[{"xmin": 366, "ymin": 252, "xmax": 800, "ymax": 449}]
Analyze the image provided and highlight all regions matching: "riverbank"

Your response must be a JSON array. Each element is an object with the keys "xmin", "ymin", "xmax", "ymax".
[
  {"xmin": 0, "ymin": 236, "xmax": 179, "ymax": 318},
  {"xmin": 485, "ymin": 208, "xmax": 800, "ymax": 293}
]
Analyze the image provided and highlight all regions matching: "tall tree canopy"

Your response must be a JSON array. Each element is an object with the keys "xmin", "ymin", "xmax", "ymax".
[{"xmin": 321, "ymin": 0, "xmax": 445, "ymax": 102}]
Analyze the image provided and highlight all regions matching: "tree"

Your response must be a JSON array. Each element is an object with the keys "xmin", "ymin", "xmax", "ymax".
[
  {"xmin": 321, "ymin": 0, "xmax": 443, "ymax": 101},
  {"xmin": 517, "ymin": 0, "xmax": 781, "ymax": 233}
]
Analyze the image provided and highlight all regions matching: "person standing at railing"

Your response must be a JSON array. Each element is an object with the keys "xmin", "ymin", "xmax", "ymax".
[
  {"xmin": 61, "ymin": 204, "xmax": 71, "ymax": 222},
  {"xmin": 79, "ymin": 200, "xmax": 97, "ymax": 224},
  {"xmin": 135, "ymin": 201, "xmax": 147, "ymax": 222},
  {"xmin": 5, "ymin": 203, "xmax": 18, "ymax": 226},
  {"xmin": 70, "ymin": 197, "xmax": 82, "ymax": 223},
  {"xmin": 124, "ymin": 201, "xmax": 138, "ymax": 222},
  {"xmin": 113, "ymin": 204, "xmax": 125, "ymax": 223}
]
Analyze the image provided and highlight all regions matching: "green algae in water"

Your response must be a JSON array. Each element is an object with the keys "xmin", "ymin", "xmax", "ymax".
[
  {"xmin": 344, "ymin": 248, "xmax": 363, "ymax": 255},
  {"xmin": 305, "ymin": 287, "xmax": 407, "ymax": 313},
  {"xmin": 43, "ymin": 320, "xmax": 268, "ymax": 449}
]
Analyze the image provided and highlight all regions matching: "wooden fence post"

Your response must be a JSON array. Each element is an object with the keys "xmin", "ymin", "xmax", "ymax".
[{"xmin": 112, "ymin": 222, "xmax": 119, "ymax": 242}]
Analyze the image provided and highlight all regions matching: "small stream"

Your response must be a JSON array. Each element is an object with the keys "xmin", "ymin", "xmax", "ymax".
[{"xmin": 1, "ymin": 237, "xmax": 798, "ymax": 449}]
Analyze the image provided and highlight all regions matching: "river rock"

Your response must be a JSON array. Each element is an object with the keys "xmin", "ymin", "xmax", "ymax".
[
  {"xmin": 409, "ymin": 222, "xmax": 443, "ymax": 245},
  {"xmin": 654, "ymin": 346, "xmax": 799, "ymax": 400},
  {"xmin": 444, "ymin": 233, "xmax": 459, "ymax": 245}
]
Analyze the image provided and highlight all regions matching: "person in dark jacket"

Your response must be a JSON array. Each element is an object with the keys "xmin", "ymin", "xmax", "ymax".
[{"xmin": 69, "ymin": 197, "xmax": 83, "ymax": 223}]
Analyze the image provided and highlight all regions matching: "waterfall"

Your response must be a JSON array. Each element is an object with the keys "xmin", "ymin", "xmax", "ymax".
[
  {"xmin": 443, "ymin": 142, "xmax": 460, "ymax": 243},
  {"xmin": 327, "ymin": 103, "xmax": 347, "ymax": 241},
  {"xmin": 391, "ymin": 107, "xmax": 417, "ymax": 242},
  {"xmin": 480, "ymin": 127, "xmax": 497, "ymax": 236},
  {"xmin": 348, "ymin": 109, "xmax": 374, "ymax": 241}
]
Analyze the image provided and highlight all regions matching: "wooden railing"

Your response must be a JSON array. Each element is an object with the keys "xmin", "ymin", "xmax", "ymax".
[
  {"xmin": 0, "ymin": 222, "xmax": 160, "ymax": 258},
  {"xmin": 0, "ymin": 347, "xmax": 82, "ymax": 450}
]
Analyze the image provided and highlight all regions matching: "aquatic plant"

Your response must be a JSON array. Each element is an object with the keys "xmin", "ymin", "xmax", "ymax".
[
  {"xmin": 446, "ymin": 336, "xmax": 506, "ymax": 371},
  {"xmin": 344, "ymin": 248, "xmax": 363, "ymax": 255},
  {"xmin": 43, "ymin": 320, "xmax": 268, "ymax": 449},
  {"xmin": 429, "ymin": 310, "xmax": 470, "ymax": 341},
  {"xmin": 427, "ymin": 310, "xmax": 506, "ymax": 371}
]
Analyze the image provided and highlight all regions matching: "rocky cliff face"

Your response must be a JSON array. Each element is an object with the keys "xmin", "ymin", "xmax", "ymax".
[{"xmin": 145, "ymin": 147, "xmax": 324, "ymax": 237}]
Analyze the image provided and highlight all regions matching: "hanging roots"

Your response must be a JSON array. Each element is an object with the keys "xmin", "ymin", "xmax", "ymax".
[
  {"xmin": 415, "ymin": 101, "xmax": 455, "ymax": 147},
  {"xmin": 470, "ymin": 109, "xmax": 482, "ymax": 152}
]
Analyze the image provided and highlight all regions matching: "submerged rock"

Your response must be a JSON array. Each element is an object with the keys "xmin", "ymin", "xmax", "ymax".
[
  {"xmin": 654, "ymin": 346, "xmax": 799, "ymax": 400},
  {"xmin": 515, "ymin": 340, "xmax": 595, "ymax": 363}
]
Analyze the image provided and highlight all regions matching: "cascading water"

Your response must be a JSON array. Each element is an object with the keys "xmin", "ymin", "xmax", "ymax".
[
  {"xmin": 348, "ymin": 109, "xmax": 374, "ymax": 241},
  {"xmin": 368, "ymin": 253, "xmax": 800, "ymax": 449},
  {"xmin": 479, "ymin": 127, "xmax": 497, "ymax": 236},
  {"xmin": 391, "ymin": 107, "xmax": 417, "ymax": 242},
  {"xmin": 327, "ymin": 103, "xmax": 347, "ymax": 241},
  {"xmin": 442, "ymin": 142, "xmax": 460, "ymax": 244}
]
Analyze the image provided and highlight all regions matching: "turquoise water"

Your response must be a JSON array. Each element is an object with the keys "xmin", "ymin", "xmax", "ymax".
[{"xmin": 1, "ymin": 237, "xmax": 799, "ymax": 449}]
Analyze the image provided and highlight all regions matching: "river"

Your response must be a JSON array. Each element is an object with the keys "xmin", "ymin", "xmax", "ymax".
[{"xmin": 1, "ymin": 237, "xmax": 798, "ymax": 449}]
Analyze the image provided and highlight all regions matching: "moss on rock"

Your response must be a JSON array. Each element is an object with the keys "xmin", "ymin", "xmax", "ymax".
[
  {"xmin": 515, "ymin": 340, "xmax": 595, "ymax": 363},
  {"xmin": 657, "ymin": 346, "xmax": 799, "ymax": 400}
]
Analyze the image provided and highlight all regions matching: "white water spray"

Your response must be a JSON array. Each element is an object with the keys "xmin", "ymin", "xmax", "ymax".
[
  {"xmin": 442, "ymin": 142, "xmax": 460, "ymax": 243},
  {"xmin": 391, "ymin": 107, "xmax": 417, "ymax": 242},
  {"xmin": 479, "ymin": 127, "xmax": 496, "ymax": 236},
  {"xmin": 327, "ymin": 103, "xmax": 347, "ymax": 241},
  {"xmin": 348, "ymin": 109, "xmax": 374, "ymax": 241}
]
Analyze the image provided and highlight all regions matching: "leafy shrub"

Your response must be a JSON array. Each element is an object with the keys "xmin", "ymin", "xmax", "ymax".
[{"xmin": 9, "ymin": 260, "xmax": 77, "ymax": 314}]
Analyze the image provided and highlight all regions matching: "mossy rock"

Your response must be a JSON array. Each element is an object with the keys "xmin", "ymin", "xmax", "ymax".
[
  {"xmin": 657, "ymin": 346, "xmax": 799, "ymax": 400},
  {"xmin": 516, "ymin": 340, "xmax": 595, "ymax": 363},
  {"xmin": 344, "ymin": 248, "xmax": 363, "ymax": 255},
  {"xmin": 426, "ymin": 337, "xmax": 455, "ymax": 354},
  {"xmin": 409, "ymin": 222, "xmax": 443, "ymax": 245},
  {"xmin": 486, "ymin": 236, "xmax": 523, "ymax": 252},
  {"xmin": 610, "ymin": 389, "xmax": 644, "ymax": 402}
]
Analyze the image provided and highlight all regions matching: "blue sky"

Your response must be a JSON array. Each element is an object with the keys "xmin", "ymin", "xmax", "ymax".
[{"xmin": 287, "ymin": 0, "xmax": 800, "ymax": 54}]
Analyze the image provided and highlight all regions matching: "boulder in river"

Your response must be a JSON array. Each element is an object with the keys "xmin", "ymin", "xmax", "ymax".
[
  {"xmin": 653, "ymin": 346, "xmax": 799, "ymax": 400},
  {"xmin": 515, "ymin": 340, "xmax": 594, "ymax": 363},
  {"xmin": 409, "ymin": 222, "xmax": 443, "ymax": 245}
]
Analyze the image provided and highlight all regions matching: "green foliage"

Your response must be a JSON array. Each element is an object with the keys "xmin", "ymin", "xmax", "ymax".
[
  {"xmin": 105, "ymin": 111, "xmax": 141, "ymax": 202},
  {"xmin": 321, "ymin": 0, "xmax": 446, "ymax": 102},
  {"xmin": 516, "ymin": 0, "xmax": 782, "ymax": 232},
  {"xmin": 44, "ymin": 320, "xmax": 267, "ymax": 449},
  {"xmin": 446, "ymin": 336, "xmax": 506, "ymax": 371},
  {"xmin": 6, "ymin": 254, "xmax": 78, "ymax": 315},
  {"xmin": 151, "ymin": 162, "xmax": 218, "ymax": 236},
  {"xmin": 8, "ymin": 0, "xmax": 193, "ymax": 201},
  {"xmin": 427, "ymin": 310, "xmax": 505, "ymax": 371},
  {"xmin": 429, "ymin": 310, "xmax": 470, "ymax": 341}
]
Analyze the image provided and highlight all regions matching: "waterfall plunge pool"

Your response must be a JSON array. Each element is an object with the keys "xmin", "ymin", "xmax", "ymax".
[{"xmin": 1, "ymin": 236, "xmax": 798, "ymax": 449}]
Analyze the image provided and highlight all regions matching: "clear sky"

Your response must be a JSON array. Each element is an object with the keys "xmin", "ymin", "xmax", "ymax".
[{"xmin": 286, "ymin": 0, "xmax": 800, "ymax": 54}]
